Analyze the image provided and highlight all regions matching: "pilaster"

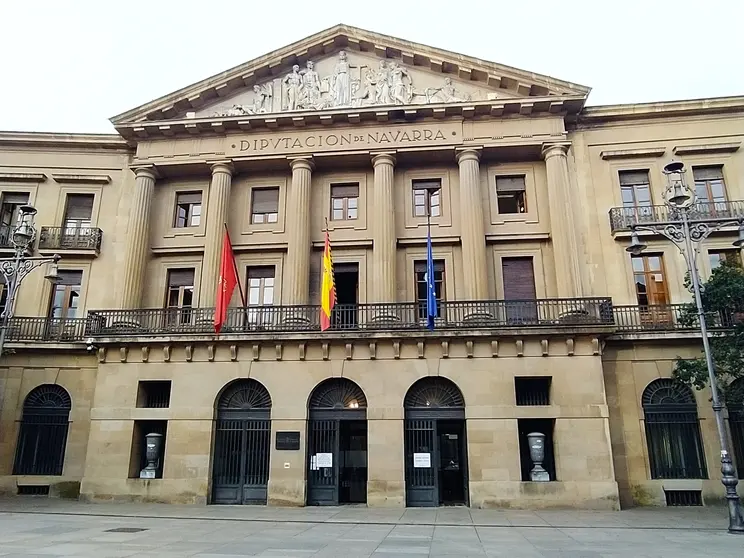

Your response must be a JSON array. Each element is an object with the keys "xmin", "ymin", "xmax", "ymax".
[
  {"xmin": 456, "ymin": 148, "xmax": 488, "ymax": 300},
  {"xmin": 120, "ymin": 166, "xmax": 157, "ymax": 309},
  {"xmin": 200, "ymin": 162, "xmax": 234, "ymax": 307},
  {"xmin": 282, "ymin": 157, "xmax": 314, "ymax": 305},
  {"xmin": 371, "ymin": 152, "xmax": 397, "ymax": 303}
]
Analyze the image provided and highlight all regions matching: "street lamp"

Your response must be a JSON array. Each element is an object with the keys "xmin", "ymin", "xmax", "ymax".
[
  {"xmin": 0, "ymin": 205, "xmax": 62, "ymax": 357},
  {"xmin": 625, "ymin": 161, "xmax": 744, "ymax": 533}
]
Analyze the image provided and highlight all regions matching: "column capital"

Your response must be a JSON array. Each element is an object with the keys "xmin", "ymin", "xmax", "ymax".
[
  {"xmin": 131, "ymin": 166, "xmax": 159, "ymax": 180},
  {"xmin": 289, "ymin": 156, "xmax": 314, "ymax": 172},
  {"xmin": 371, "ymin": 152, "xmax": 396, "ymax": 167},
  {"xmin": 456, "ymin": 147, "xmax": 482, "ymax": 164},
  {"xmin": 210, "ymin": 161, "xmax": 234, "ymax": 176},
  {"xmin": 541, "ymin": 142, "xmax": 571, "ymax": 159}
]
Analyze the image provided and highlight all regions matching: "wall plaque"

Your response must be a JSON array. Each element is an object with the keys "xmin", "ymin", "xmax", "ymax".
[
  {"xmin": 275, "ymin": 431, "xmax": 301, "ymax": 451},
  {"xmin": 226, "ymin": 122, "xmax": 463, "ymax": 157}
]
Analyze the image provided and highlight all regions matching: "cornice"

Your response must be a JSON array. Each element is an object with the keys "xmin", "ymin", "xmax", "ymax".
[
  {"xmin": 0, "ymin": 131, "xmax": 130, "ymax": 151},
  {"xmin": 578, "ymin": 95, "xmax": 744, "ymax": 125}
]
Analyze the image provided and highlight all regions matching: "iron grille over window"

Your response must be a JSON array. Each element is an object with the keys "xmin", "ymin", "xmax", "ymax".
[
  {"xmin": 642, "ymin": 379, "xmax": 707, "ymax": 479},
  {"xmin": 665, "ymin": 490, "xmax": 703, "ymax": 506},
  {"xmin": 515, "ymin": 377, "xmax": 551, "ymax": 406},
  {"xmin": 728, "ymin": 378, "xmax": 744, "ymax": 480},
  {"xmin": 137, "ymin": 381, "xmax": 172, "ymax": 408},
  {"xmin": 13, "ymin": 384, "xmax": 71, "ymax": 476}
]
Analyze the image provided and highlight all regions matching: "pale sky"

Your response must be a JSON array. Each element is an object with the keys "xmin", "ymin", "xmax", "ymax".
[{"xmin": 1, "ymin": 0, "xmax": 742, "ymax": 134}]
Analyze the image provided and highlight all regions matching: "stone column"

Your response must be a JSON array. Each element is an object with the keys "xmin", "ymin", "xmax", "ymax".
[
  {"xmin": 456, "ymin": 148, "xmax": 489, "ymax": 300},
  {"xmin": 200, "ymin": 162, "xmax": 234, "ymax": 307},
  {"xmin": 542, "ymin": 143, "xmax": 583, "ymax": 298},
  {"xmin": 371, "ymin": 153, "xmax": 397, "ymax": 303},
  {"xmin": 282, "ymin": 157, "xmax": 313, "ymax": 305},
  {"xmin": 120, "ymin": 167, "xmax": 157, "ymax": 309}
]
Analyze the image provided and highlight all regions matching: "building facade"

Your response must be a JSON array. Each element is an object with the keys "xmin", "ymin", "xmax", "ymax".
[{"xmin": 1, "ymin": 25, "xmax": 743, "ymax": 509}]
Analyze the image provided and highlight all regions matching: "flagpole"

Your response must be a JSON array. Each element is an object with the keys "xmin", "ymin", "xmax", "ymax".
[{"xmin": 224, "ymin": 223, "xmax": 246, "ymax": 307}]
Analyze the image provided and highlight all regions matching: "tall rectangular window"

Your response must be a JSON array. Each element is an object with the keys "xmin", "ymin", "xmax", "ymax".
[
  {"xmin": 502, "ymin": 257, "xmax": 537, "ymax": 323},
  {"xmin": 709, "ymin": 249, "xmax": 742, "ymax": 271},
  {"xmin": 174, "ymin": 192, "xmax": 202, "ymax": 228},
  {"xmin": 496, "ymin": 176, "xmax": 527, "ymax": 214},
  {"xmin": 48, "ymin": 270, "xmax": 83, "ymax": 319},
  {"xmin": 414, "ymin": 259, "xmax": 444, "ymax": 319},
  {"xmin": 247, "ymin": 266, "xmax": 275, "ymax": 307},
  {"xmin": 330, "ymin": 183, "xmax": 359, "ymax": 221},
  {"xmin": 63, "ymin": 194, "xmax": 94, "ymax": 232},
  {"xmin": 0, "ymin": 192, "xmax": 29, "ymax": 245},
  {"xmin": 251, "ymin": 188, "xmax": 279, "ymax": 224},
  {"xmin": 165, "ymin": 269, "xmax": 195, "ymax": 308},
  {"xmin": 619, "ymin": 170, "xmax": 652, "ymax": 207},
  {"xmin": 412, "ymin": 179, "xmax": 441, "ymax": 218},
  {"xmin": 632, "ymin": 255, "xmax": 668, "ymax": 306},
  {"xmin": 693, "ymin": 166, "xmax": 726, "ymax": 204}
]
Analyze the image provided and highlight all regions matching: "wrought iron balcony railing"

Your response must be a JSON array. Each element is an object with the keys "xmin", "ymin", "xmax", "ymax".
[
  {"xmin": 613, "ymin": 304, "xmax": 736, "ymax": 332},
  {"xmin": 87, "ymin": 298, "xmax": 614, "ymax": 337},
  {"xmin": 609, "ymin": 201, "xmax": 744, "ymax": 233},
  {"xmin": 0, "ymin": 225, "xmax": 14, "ymax": 248},
  {"xmin": 4, "ymin": 317, "xmax": 90, "ymax": 342},
  {"xmin": 38, "ymin": 226, "xmax": 103, "ymax": 251}
]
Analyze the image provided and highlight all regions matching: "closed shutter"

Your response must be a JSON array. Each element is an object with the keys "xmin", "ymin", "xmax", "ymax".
[
  {"xmin": 692, "ymin": 166, "xmax": 723, "ymax": 181},
  {"xmin": 2, "ymin": 192, "xmax": 29, "ymax": 205},
  {"xmin": 495, "ymin": 176, "xmax": 526, "ymax": 192},
  {"xmin": 502, "ymin": 257, "xmax": 536, "ymax": 300},
  {"xmin": 58, "ymin": 270, "xmax": 83, "ymax": 287},
  {"xmin": 247, "ymin": 266, "xmax": 275, "ymax": 279},
  {"xmin": 176, "ymin": 192, "xmax": 202, "ymax": 205},
  {"xmin": 252, "ymin": 188, "xmax": 279, "ymax": 213},
  {"xmin": 331, "ymin": 184, "xmax": 359, "ymax": 198},
  {"xmin": 64, "ymin": 194, "xmax": 94, "ymax": 221},
  {"xmin": 619, "ymin": 171, "xmax": 650, "ymax": 186},
  {"xmin": 167, "ymin": 269, "xmax": 195, "ymax": 288}
]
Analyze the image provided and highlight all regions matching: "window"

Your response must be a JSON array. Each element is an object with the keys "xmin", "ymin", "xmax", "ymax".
[
  {"xmin": 502, "ymin": 257, "xmax": 537, "ymax": 323},
  {"xmin": 642, "ymin": 379, "xmax": 707, "ymax": 479},
  {"xmin": 0, "ymin": 192, "xmax": 29, "ymax": 245},
  {"xmin": 709, "ymin": 249, "xmax": 742, "ymax": 271},
  {"xmin": 0, "ymin": 278, "xmax": 6, "ymax": 311},
  {"xmin": 137, "ymin": 381, "xmax": 172, "ymax": 408},
  {"xmin": 632, "ymin": 255, "xmax": 668, "ymax": 306},
  {"xmin": 414, "ymin": 259, "xmax": 444, "ymax": 319},
  {"xmin": 246, "ymin": 266, "xmax": 275, "ymax": 326},
  {"xmin": 693, "ymin": 166, "xmax": 726, "ymax": 205},
  {"xmin": 173, "ymin": 192, "xmax": 202, "ymax": 228},
  {"xmin": 330, "ymin": 183, "xmax": 359, "ymax": 221},
  {"xmin": 515, "ymin": 377, "xmax": 551, "ymax": 406},
  {"xmin": 251, "ymin": 188, "xmax": 279, "ymax": 224},
  {"xmin": 496, "ymin": 176, "xmax": 527, "ymax": 214},
  {"xmin": 619, "ymin": 170, "xmax": 652, "ymax": 207},
  {"xmin": 165, "ymin": 268, "xmax": 194, "ymax": 326},
  {"xmin": 63, "ymin": 194, "xmax": 94, "ymax": 232},
  {"xmin": 412, "ymin": 180, "xmax": 441, "ymax": 218},
  {"xmin": 48, "ymin": 270, "xmax": 83, "ymax": 319}
]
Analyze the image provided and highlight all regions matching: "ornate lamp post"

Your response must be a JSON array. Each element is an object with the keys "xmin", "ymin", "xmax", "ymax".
[
  {"xmin": 626, "ymin": 161, "xmax": 744, "ymax": 533},
  {"xmin": 0, "ymin": 205, "xmax": 62, "ymax": 357}
]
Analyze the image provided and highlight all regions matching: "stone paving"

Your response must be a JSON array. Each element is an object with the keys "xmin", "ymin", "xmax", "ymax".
[{"xmin": 0, "ymin": 499, "xmax": 742, "ymax": 557}]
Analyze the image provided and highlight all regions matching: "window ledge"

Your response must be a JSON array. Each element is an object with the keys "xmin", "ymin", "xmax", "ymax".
[
  {"xmin": 673, "ymin": 142, "xmax": 740, "ymax": 156},
  {"xmin": 600, "ymin": 147, "xmax": 666, "ymax": 160},
  {"xmin": 0, "ymin": 172, "xmax": 46, "ymax": 182},
  {"xmin": 52, "ymin": 173, "xmax": 111, "ymax": 184}
]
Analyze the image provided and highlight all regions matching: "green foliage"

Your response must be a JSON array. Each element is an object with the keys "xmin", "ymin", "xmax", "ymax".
[{"xmin": 672, "ymin": 261, "xmax": 744, "ymax": 406}]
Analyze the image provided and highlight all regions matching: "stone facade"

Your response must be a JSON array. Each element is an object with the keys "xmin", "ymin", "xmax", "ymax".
[{"xmin": 0, "ymin": 24, "xmax": 743, "ymax": 509}]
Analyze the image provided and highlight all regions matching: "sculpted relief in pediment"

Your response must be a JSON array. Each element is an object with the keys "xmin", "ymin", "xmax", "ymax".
[{"xmin": 201, "ymin": 51, "xmax": 496, "ymax": 118}]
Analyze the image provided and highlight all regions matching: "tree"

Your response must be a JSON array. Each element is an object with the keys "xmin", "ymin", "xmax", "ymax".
[{"xmin": 673, "ymin": 261, "xmax": 744, "ymax": 405}]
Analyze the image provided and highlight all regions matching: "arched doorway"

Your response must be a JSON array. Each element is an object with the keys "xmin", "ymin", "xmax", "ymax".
[
  {"xmin": 307, "ymin": 378, "xmax": 367, "ymax": 506},
  {"xmin": 404, "ymin": 377, "xmax": 468, "ymax": 507},
  {"xmin": 13, "ymin": 384, "xmax": 71, "ymax": 476},
  {"xmin": 642, "ymin": 378, "xmax": 707, "ymax": 479},
  {"xmin": 212, "ymin": 379, "xmax": 272, "ymax": 504}
]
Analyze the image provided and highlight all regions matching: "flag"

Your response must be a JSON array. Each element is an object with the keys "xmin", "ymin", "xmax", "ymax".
[
  {"xmin": 214, "ymin": 229, "xmax": 239, "ymax": 334},
  {"xmin": 425, "ymin": 221, "xmax": 438, "ymax": 330},
  {"xmin": 320, "ymin": 229, "xmax": 336, "ymax": 331}
]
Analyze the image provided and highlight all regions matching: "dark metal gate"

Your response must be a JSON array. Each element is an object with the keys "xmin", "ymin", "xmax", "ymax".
[
  {"xmin": 13, "ymin": 384, "xmax": 71, "ymax": 476},
  {"xmin": 404, "ymin": 377, "xmax": 467, "ymax": 507},
  {"xmin": 730, "ymin": 406, "xmax": 744, "ymax": 479},
  {"xmin": 212, "ymin": 380, "xmax": 271, "ymax": 505},
  {"xmin": 307, "ymin": 378, "xmax": 367, "ymax": 506}
]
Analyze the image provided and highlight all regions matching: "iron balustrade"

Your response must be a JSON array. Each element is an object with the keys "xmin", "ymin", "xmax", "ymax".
[
  {"xmin": 38, "ymin": 226, "xmax": 103, "ymax": 251},
  {"xmin": 5, "ymin": 317, "xmax": 90, "ymax": 342},
  {"xmin": 86, "ymin": 298, "xmax": 614, "ymax": 337},
  {"xmin": 609, "ymin": 200, "xmax": 744, "ymax": 233},
  {"xmin": 613, "ymin": 304, "xmax": 736, "ymax": 332}
]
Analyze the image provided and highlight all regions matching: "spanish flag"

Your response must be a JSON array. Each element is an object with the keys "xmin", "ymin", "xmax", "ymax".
[{"xmin": 320, "ymin": 229, "xmax": 336, "ymax": 331}]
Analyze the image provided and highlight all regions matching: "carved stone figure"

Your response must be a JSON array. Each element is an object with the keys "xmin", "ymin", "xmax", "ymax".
[
  {"xmin": 429, "ymin": 77, "xmax": 468, "ymax": 103},
  {"xmin": 250, "ymin": 84, "xmax": 272, "ymax": 114},
  {"xmin": 299, "ymin": 61, "xmax": 321, "ymax": 110},
  {"xmin": 331, "ymin": 51, "xmax": 352, "ymax": 107},
  {"xmin": 215, "ymin": 104, "xmax": 249, "ymax": 117},
  {"xmin": 374, "ymin": 60, "xmax": 391, "ymax": 105},
  {"xmin": 388, "ymin": 62, "xmax": 413, "ymax": 105},
  {"xmin": 283, "ymin": 65, "xmax": 302, "ymax": 111}
]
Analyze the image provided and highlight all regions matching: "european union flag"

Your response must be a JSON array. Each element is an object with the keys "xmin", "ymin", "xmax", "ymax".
[{"xmin": 425, "ymin": 222, "xmax": 437, "ymax": 330}]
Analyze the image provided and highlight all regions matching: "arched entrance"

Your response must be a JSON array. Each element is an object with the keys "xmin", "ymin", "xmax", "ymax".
[
  {"xmin": 211, "ymin": 379, "xmax": 272, "ymax": 504},
  {"xmin": 642, "ymin": 378, "xmax": 707, "ymax": 479},
  {"xmin": 404, "ymin": 377, "xmax": 468, "ymax": 507},
  {"xmin": 13, "ymin": 384, "xmax": 71, "ymax": 476},
  {"xmin": 307, "ymin": 378, "xmax": 367, "ymax": 506}
]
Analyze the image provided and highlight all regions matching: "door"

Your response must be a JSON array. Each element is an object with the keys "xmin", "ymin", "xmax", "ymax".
[
  {"xmin": 437, "ymin": 421, "xmax": 466, "ymax": 505},
  {"xmin": 502, "ymin": 257, "xmax": 537, "ymax": 324},
  {"xmin": 307, "ymin": 418, "xmax": 339, "ymax": 505},
  {"xmin": 404, "ymin": 418, "xmax": 437, "ymax": 507},
  {"xmin": 632, "ymin": 255, "xmax": 672, "ymax": 327},
  {"xmin": 339, "ymin": 420, "xmax": 368, "ymax": 503}
]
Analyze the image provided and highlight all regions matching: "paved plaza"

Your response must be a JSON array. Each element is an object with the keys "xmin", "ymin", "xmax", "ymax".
[{"xmin": 0, "ymin": 499, "xmax": 742, "ymax": 557}]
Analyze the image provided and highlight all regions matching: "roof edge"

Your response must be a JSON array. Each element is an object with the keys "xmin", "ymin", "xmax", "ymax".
[
  {"xmin": 580, "ymin": 95, "xmax": 744, "ymax": 123},
  {"xmin": 0, "ymin": 130, "xmax": 130, "ymax": 150}
]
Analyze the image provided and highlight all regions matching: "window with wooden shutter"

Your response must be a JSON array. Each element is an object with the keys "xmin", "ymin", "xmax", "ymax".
[
  {"xmin": 502, "ymin": 257, "xmax": 536, "ymax": 299},
  {"xmin": 692, "ymin": 166, "xmax": 727, "ymax": 208},
  {"xmin": 0, "ymin": 192, "xmax": 30, "ymax": 243},
  {"xmin": 251, "ymin": 188, "xmax": 279, "ymax": 224},
  {"xmin": 64, "ymin": 194, "xmax": 94, "ymax": 230},
  {"xmin": 174, "ymin": 192, "xmax": 202, "ymax": 228},
  {"xmin": 247, "ymin": 266, "xmax": 275, "ymax": 306},
  {"xmin": 619, "ymin": 170, "xmax": 652, "ymax": 207},
  {"xmin": 330, "ymin": 183, "xmax": 359, "ymax": 221},
  {"xmin": 48, "ymin": 270, "xmax": 83, "ymax": 319},
  {"xmin": 412, "ymin": 179, "xmax": 441, "ymax": 217},
  {"xmin": 165, "ymin": 269, "xmax": 195, "ymax": 308},
  {"xmin": 496, "ymin": 176, "xmax": 527, "ymax": 214},
  {"xmin": 709, "ymin": 249, "xmax": 742, "ymax": 271}
]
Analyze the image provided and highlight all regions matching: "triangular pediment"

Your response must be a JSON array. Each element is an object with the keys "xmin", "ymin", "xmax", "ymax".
[{"xmin": 111, "ymin": 24, "xmax": 590, "ymax": 129}]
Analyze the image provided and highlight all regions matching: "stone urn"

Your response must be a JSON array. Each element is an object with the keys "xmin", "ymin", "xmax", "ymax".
[
  {"xmin": 140, "ymin": 432, "xmax": 163, "ymax": 479},
  {"xmin": 527, "ymin": 432, "xmax": 550, "ymax": 482}
]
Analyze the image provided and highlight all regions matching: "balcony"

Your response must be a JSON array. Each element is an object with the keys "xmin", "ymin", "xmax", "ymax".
[
  {"xmin": 613, "ymin": 304, "xmax": 736, "ymax": 333},
  {"xmin": 87, "ymin": 298, "xmax": 614, "ymax": 338},
  {"xmin": 609, "ymin": 201, "xmax": 744, "ymax": 233},
  {"xmin": 38, "ymin": 226, "xmax": 102, "ymax": 252},
  {"xmin": 5, "ymin": 317, "xmax": 90, "ymax": 342}
]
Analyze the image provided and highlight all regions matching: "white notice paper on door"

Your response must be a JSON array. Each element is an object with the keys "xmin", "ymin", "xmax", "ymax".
[
  {"xmin": 316, "ymin": 453, "xmax": 333, "ymax": 468},
  {"xmin": 413, "ymin": 453, "xmax": 431, "ymax": 468}
]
